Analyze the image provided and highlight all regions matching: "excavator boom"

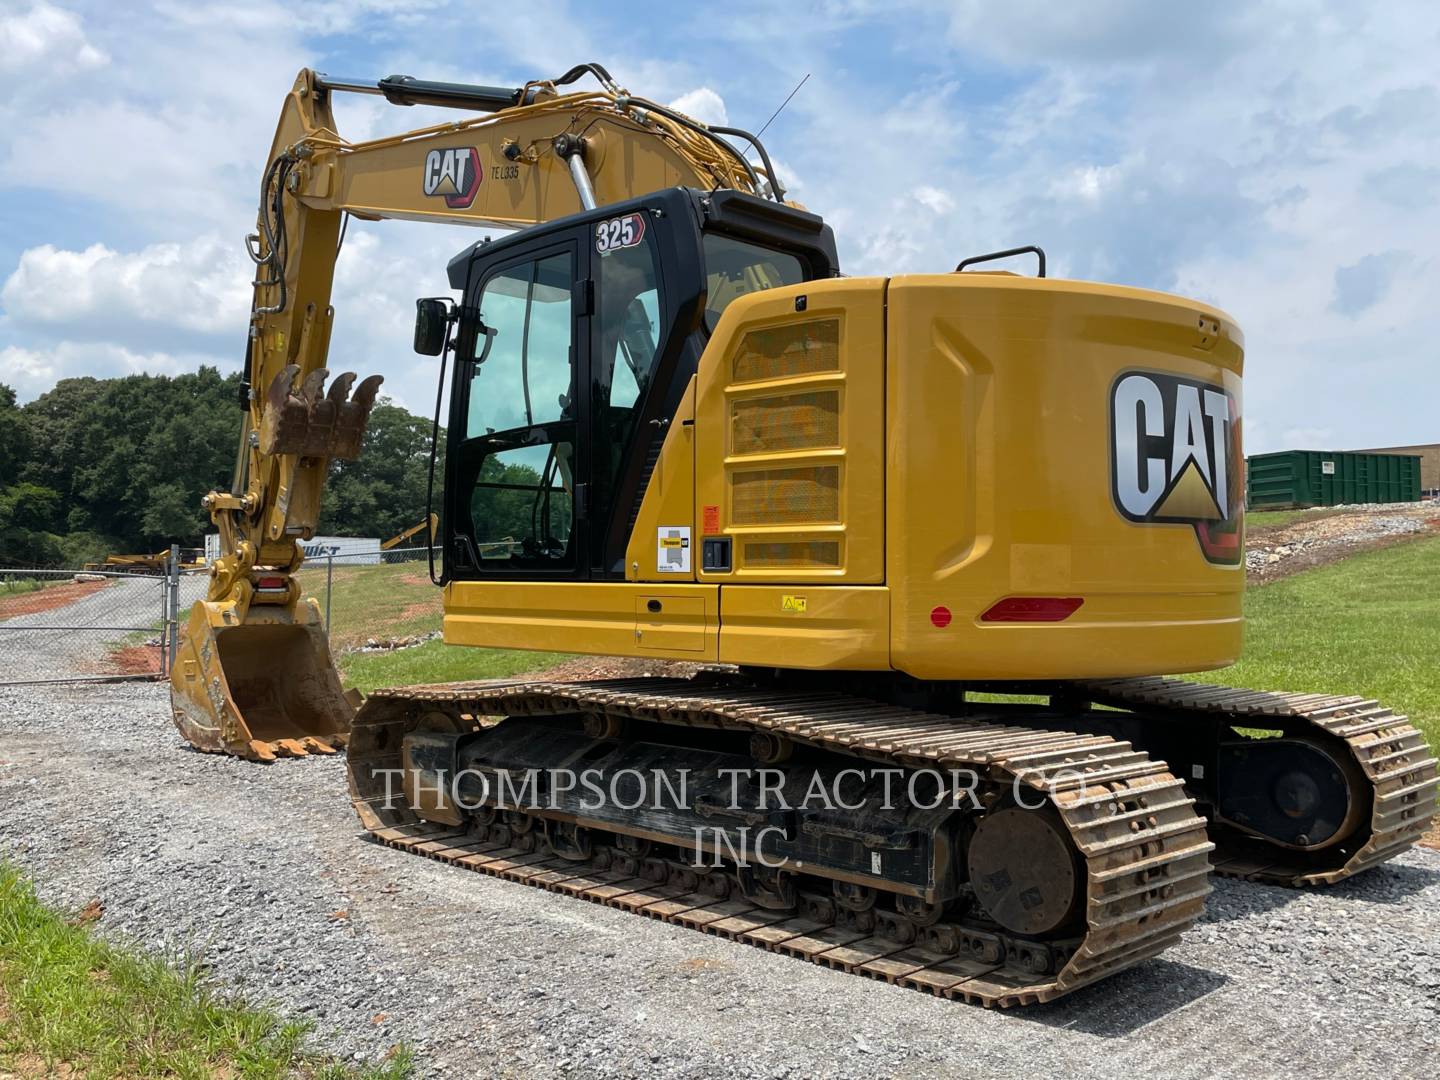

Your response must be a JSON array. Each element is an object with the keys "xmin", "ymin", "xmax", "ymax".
[{"xmin": 169, "ymin": 63, "xmax": 783, "ymax": 760}]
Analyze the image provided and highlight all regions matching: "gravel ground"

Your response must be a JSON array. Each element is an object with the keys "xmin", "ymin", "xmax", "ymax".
[
  {"xmin": 1245, "ymin": 501, "xmax": 1440, "ymax": 578},
  {"xmin": 2, "ymin": 681, "xmax": 1438, "ymax": 1078}
]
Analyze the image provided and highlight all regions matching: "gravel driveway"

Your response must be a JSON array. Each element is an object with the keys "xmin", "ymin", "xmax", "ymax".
[
  {"xmin": 0, "ymin": 573, "xmax": 208, "ymax": 681},
  {"xmin": 1, "ymin": 681, "xmax": 1438, "ymax": 1078}
]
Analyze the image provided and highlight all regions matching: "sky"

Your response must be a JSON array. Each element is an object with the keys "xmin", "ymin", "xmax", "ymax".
[{"xmin": 1, "ymin": 0, "xmax": 1437, "ymax": 454}]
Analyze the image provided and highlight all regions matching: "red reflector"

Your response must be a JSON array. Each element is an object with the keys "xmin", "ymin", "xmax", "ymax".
[
  {"xmin": 256, "ymin": 576, "xmax": 287, "ymax": 590},
  {"xmin": 980, "ymin": 597, "xmax": 1084, "ymax": 623},
  {"xmin": 930, "ymin": 606, "xmax": 953, "ymax": 628}
]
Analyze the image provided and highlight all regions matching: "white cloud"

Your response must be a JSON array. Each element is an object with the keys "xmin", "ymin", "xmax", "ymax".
[
  {"xmin": 0, "ymin": 341, "xmax": 210, "ymax": 400},
  {"xmin": 2, "ymin": 236, "xmax": 251, "ymax": 339},
  {"xmin": 3, "ymin": 0, "xmax": 1439, "ymax": 460},
  {"xmin": 911, "ymin": 186, "xmax": 955, "ymax": 215},
  {"xmin": 0, "ymin": 2, "xmax": 106, "ymax": 73},
  {"xmin": 1050, "ymin": 163, "xmax": 1121, "ymax": 202},
  {"xmin": 669, "ymin": 87, "xmax": 729, "ymax": 127},
  {"xmin": 0, "ymin": 343, "xmax": 54, "ymax": 384}
]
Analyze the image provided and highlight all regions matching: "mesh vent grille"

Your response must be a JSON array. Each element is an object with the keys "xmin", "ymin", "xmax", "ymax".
[
  {"xmin": 731, "ymin": 391, "xmax": 840, "ymax": 455},
  {"xmin": 743, "ymin": 541, "xmax": 841, "ymax": 568},
  {"xmin": 732, "ymin": 319, "xmax": 840, "ymax": 383},
  {"xmin": 731, "ymin": 465, "xmax": 840, "ymax": 525}
]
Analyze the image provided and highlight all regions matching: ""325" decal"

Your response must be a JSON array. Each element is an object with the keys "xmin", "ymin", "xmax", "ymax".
[{"xmin": 595, "ymin": 212, "xmax": 646, "ymax": 254}]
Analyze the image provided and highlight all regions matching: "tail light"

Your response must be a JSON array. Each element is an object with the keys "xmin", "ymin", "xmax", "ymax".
[{"xmin": 980, "ymin": 596, "xmax": 1084, "ymax": 623}]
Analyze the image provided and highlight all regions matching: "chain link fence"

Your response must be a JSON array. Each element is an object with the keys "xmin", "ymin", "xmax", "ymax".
[
  {"xmin": 0, "ymin": 544, "xmax": 437, "ymax": 687},
  {"xmin": 292, "ymin": 546, "xmax": 443, "ymax": 656},
  {"xmin": 0, "ymin": 558, "xmax": 197, "ymax": 686}
]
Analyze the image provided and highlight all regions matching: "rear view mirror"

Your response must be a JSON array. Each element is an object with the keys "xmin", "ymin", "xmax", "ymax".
[{"xmin": 413, "ymin": 298, "xmax": 450, "ymax": 355}]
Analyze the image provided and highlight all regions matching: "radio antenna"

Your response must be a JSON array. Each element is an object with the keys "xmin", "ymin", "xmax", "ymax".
[{"xmin": 756, "ymin": 72, "xmax": 810, "ymax": 138}]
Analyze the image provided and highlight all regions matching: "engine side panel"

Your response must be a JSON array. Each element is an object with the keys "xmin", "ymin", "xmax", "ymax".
[{"xmin": 694, "ymin": 278, "xmax": 887, "ymax": 584}]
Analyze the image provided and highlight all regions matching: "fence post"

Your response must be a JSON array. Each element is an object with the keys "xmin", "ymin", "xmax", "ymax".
[
  {"xmin": 158, "ymin": 555, "xmax": 170, "ymax": 676},
  {"xmin": 325, "ymin": 552, "xmax": 334, "ymax": 633},
  {"xmin": 166, "ymin": 544, "xmax": 180, "ymax": 676}
]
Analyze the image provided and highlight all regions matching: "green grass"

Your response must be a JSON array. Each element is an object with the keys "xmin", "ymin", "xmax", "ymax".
[
  {"xmin": 0, "ymin": 863, "xmax": 410, "ymax": 1079},
  {"xmin": 1246, "ymin": 508, "xmax": 1337, "ymax": 529},
  {"xmin": 300, "ymin": 561, "xmax": 440, "ymax": 652},
  {"xmin": 0, "ymin": 577, "xmax": 49, "ymax": 596},
  {"xmin": 1189, "ymin": 535, "xmax": 1440, "ymax": 749},
  {"xmin": 0, "ymin": 574, "xmax": 78, "ymax": 599},
  {"xmin": 338, "ymin": 640, "xmax": 573, "ymax": 695}
]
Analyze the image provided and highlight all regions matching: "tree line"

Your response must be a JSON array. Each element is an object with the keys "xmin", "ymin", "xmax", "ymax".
[{"xmin": 0, "ymin": 370, "xmax": 443, "ymax": 567}]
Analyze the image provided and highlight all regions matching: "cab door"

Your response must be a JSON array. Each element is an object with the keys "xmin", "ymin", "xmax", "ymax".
[{"xmin": 448, "ymin": 231, "xmax": 590, "ymax": 579}]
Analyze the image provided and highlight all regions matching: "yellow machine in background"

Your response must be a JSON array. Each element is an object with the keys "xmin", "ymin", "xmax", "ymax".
[
  {"xmin": 85, "ymin": 549, "xmax": 204, "ymax": 573},
  {"xmin": 172, "ymin": 62, "xmax": 1436, "ymax": 1006},
  {"xmin": 381, "ymin": 514, "xmax": 438, "ymax": 552}
]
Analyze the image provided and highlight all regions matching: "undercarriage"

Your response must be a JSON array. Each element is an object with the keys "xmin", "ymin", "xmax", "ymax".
[{"xmin": 348, "ymin": 674, "xmax": 1220, "ymax": 1007}]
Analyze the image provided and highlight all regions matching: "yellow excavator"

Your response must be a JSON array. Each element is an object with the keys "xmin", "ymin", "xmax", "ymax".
[
  {"xmin": 171, "ymin": 63, "xmax": 1437, "ymax": 1007},
  {"xmin": 381, "ymin": 514, "xmax": 438, "ymax": 552},
  {"xmin": 84, "ymin": 549, "xmax": 204, "ymax": 573}
]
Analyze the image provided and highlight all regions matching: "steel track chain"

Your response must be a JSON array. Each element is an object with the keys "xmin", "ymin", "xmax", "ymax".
[
  {"xmin": 1079, "ymin": 676, "xmax": 1440, "ymax": 885},
  {"xmin": 347, "ymin": 677, "xmax": 1214, "ymax": 1007}
]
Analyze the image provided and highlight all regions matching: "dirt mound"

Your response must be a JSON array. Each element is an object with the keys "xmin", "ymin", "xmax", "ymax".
[{"xmin": 1246, "ymin": 502, "xmax": 1440, "ymax": 582}]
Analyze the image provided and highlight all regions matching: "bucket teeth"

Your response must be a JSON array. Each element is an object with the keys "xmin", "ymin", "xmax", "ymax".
[
  {"xmin": 244, "ymin": 736, "xmax": 341, "ymax": 761},
  {"xmin": 259, "ymin": 366, "xmax": 383, "ymax": 459},
  {"xmin": 333, "ymin": 374, "xmax": 384, "ymax": 459},
  {"xmin": 170, "ymin": 600, "xmax": 355, "ymax": 765}
]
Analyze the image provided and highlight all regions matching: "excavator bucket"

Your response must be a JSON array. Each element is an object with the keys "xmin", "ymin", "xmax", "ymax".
[
  {"xmin": 260, "ymin": 365, "xmax": 383, "ymax": 460},
  {"xmin": 170, "ymin": 596, "xmax": 355, "ymax": 762}
]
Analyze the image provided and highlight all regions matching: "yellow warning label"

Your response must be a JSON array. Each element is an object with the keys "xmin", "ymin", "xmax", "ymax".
[
  {"xmin": 781, "ymin": 595, "xmax": 807, "ymax": 613},
  {"xmin": 660, "ymin": 537, "xmax": 685, "ymax": 549}
]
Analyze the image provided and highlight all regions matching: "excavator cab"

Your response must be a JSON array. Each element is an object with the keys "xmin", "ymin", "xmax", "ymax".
[{"xmin": 435, "ymin": 187, "xmax": 837, "ymax": 585}]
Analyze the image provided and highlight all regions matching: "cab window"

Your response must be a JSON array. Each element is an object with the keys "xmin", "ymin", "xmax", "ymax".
[
  {"xmin": 462, "ymin": 250, "xmax": 576, "ymax": 570},
  {"xmin": 593, "ymin": 235, "xmax": 663, "ymax": 522},
  {"xmin": 702, "ymin": 234, "xmax": 804, "ymax": 326}
]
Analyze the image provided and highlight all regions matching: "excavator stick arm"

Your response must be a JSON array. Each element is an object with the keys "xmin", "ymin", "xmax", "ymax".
[{"xmin": 173, "ymin": 63, "xmax": 782, "ymax": 760}]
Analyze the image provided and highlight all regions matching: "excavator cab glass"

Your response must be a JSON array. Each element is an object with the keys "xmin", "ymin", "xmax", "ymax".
[
  {"xmin": 458, "ymin": 248, "xmax": 578, "ymax": 570},
  {"xmin": 701, "ymin": 233, "xmax": 804, "ymax": 327}
]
